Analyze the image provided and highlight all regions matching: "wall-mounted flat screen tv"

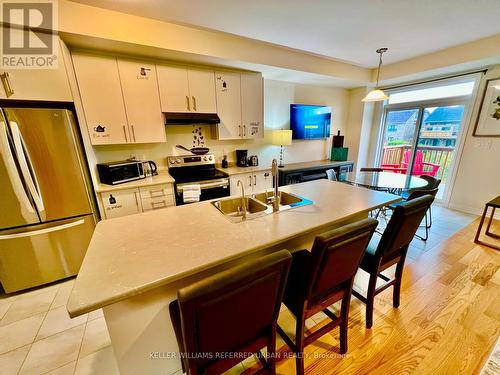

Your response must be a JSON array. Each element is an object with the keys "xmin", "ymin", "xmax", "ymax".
[{"xmin": 290, "ymin": 104, "xmax": 331, "ymax": 139}]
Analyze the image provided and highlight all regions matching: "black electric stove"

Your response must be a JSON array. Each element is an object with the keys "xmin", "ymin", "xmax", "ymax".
[{"xmin": 167, "ymin": 154, "xmax": 230, "ymax": 205}]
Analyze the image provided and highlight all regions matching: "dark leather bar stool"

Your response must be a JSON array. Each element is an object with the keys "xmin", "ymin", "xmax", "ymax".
[
  {"xmin": 169, "ymin": 250, "xmax": 292, "ymax": 375},
  {"xmin": 353, "ymin": 195, "xmax": 434, "ymax": 328},
  {"xmin": 277, "ymin": 218, "xmax": 378, "ymax": 375}
]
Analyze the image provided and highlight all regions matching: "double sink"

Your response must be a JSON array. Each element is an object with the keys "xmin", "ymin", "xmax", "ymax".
[{"xmin": 212, "ymin": 191, "xmax": 313, "ymax": 223}]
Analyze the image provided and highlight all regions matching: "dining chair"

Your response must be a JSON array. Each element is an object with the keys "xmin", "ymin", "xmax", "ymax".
[
  {"xmin": 325, "ymin": 168, "xmax": 337, "ymax": 181},
  {"xmin": 397, "ymin": 175, "xmax": 441, "ymax": 240},
  {"xmin": 401, "ymin": 150, "xmax": 441, "ymax": 176},
  {"xmin": 277, "ymin": 218, "xmax": 378, "ymax": 375},
  {"xmin": 352, "ymin": 195, "xmax": 434, "ymax": 328},
  {"xmin": 169, "ymin": 250, "xmax": 292, "ymax": 375}
]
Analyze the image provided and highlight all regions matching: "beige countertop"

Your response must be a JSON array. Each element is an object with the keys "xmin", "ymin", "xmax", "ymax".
[
  {"xmin": 95, "ymin": 170, "xmax": 175, "ymax": 193},
  {"xmin": 279, "ymin": 159, "xmax": 354, "ymax": 172},
  {"xmin": 217, "ymin": 165, "xmax": 272, "ymax": 176},
  {"xmin": 67, "ymin": 179, "xmax": 399, "ymax": 317}
]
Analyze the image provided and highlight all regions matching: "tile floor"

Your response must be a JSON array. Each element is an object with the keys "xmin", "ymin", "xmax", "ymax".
[{"xmin": 0, "ymin": 206, "xmax": 477, "ymax": 375}]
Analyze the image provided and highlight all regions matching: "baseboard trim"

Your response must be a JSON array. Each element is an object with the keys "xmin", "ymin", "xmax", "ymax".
[{"xmin": 448, "ymin": 203, "xmax": 500, "ymax": 220}]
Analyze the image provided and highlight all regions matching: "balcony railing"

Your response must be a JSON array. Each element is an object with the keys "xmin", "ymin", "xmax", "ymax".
[{"xmin": 381, "ymin": 144, "xmax": 455, "ymax": 182}]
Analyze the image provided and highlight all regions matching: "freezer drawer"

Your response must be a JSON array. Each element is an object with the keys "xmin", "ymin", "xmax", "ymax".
[{"xmin": 0, "ymin": 214, "xmax": 95, "ymax": 293}]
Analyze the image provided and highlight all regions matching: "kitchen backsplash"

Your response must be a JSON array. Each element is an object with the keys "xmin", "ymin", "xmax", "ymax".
[{"xmin": 92, "ymin": 124, "xmax": 332, "ymax": 169}]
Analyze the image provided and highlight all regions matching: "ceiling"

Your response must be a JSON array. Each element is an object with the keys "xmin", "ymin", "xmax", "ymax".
[{"xmin": 70, "ymin": 0, "xmax": 500, "ymax": 68}]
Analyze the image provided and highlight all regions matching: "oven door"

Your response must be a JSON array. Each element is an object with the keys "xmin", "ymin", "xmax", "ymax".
[{"xmin": 175, "ymin": 178, "xmax": 230, "ymax": 205}]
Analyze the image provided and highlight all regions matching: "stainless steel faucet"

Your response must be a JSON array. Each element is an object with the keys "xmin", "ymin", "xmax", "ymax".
[
  {"xmin": 236, "ymin": 179, "xmax": 247, "ymax": 220},
  {"xmin": 271, "ymin": 159, "xmax": 280, "ymax": 212}
]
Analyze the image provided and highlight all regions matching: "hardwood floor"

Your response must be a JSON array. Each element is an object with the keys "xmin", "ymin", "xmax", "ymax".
[{"xmin": 248, "ymin": 214, "xmax": 500, "ymax": 375}]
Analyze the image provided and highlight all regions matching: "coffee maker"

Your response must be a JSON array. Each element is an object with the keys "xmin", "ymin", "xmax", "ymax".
[{"xmin": 236, "ymin": 149, "xmax": 248, "ymax": 167}]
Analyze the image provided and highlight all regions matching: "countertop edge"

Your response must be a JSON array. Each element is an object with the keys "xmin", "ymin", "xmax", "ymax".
[{"xmin": 95, "ymin": 172, "xmax": 175, "ymax": 193}]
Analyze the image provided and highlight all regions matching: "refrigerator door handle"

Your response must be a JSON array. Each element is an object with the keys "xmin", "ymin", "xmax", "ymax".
[
  {"xmin": 0, "ymin": 218, "xmax": 85, "ymax": 240},
  {"xmin": 10, "ymin": 121, "xmax": 45, "ymax": 213},
  {"xmin": 0, "ymin": 121, "xmax": 36, "ymax": 214}
]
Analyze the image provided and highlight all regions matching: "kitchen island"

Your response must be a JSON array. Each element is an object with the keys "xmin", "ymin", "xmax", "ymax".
[{"xmin": 67, "ymin": 179, "xmax": 399, "ymax": 375}]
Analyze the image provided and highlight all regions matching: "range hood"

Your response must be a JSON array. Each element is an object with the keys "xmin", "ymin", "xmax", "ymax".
[{"xmin": 164, "ymin": 112, "xmax": 220, "ymax": 125}]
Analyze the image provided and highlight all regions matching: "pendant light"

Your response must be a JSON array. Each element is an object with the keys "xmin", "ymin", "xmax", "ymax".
[{"xmin": 362, "ymin": 48, "xmax": 389, "ymax": 102}]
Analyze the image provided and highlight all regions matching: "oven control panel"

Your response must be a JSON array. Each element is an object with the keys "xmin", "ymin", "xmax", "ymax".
[{"xmin": 167, "ymin": 154, "xmax": 214, "ymax": 168}]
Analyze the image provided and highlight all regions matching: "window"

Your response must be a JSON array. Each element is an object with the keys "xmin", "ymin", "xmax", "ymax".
[{"xmin": 388, "ymin": 81, "xmax": 475, "ymax": 105}]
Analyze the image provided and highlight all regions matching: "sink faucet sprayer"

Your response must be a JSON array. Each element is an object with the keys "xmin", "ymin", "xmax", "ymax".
[
  {"xmin": 271, "ymin": 159, "xmax": 280, "ymax": 212},
  {"xmin": 236, "ymin": 179, "xmax": 247, "ymax": 220}
]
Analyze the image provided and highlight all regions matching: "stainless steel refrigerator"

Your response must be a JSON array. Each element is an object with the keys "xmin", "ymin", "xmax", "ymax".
[{"xmin": 0, "ymin": 106, "xmax": 96, "ymax": 293}]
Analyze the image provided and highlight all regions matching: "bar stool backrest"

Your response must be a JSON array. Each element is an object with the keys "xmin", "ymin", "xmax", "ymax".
[
  {"xmin": 305, "ymin": 218, "xmax": 378, "ymax": 303},
  {"xmin": 175, "ymin": 250, "xmax": 292, "ymax": 373},
  {"xmin": 376, "ymin": 195, "xmax": 434, "ymax": 259}
]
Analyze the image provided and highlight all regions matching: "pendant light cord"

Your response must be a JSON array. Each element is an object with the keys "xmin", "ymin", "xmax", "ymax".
[
  {"xmin": 376, "ymin": 52, "xmax": 382, "ymax": 87},
  {"xmin": 375, "ymin": 47, "xmax": 387, "ymax": 88}
]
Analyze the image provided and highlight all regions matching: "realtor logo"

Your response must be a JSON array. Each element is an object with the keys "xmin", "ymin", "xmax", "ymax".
[{"xmin": 1, "ymin": 0, "xmax": 58, "ymax": 69}]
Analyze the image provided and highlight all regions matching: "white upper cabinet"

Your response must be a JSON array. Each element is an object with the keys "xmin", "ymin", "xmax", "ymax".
[
  {"xmin": 215, "ymin": 71, "xmax": 242, "ymax": 140},
  {"xmin": 0, "ymin": 39, "xmax": 72, "ymax": 101},
  {"xmin": 157, "ymin": 65, "xmax": 190, "ymax": 112},
  {"xmin": 117, "ymin": 60, "xmax": 166, "ymax": 143},
  {"xmin": 187, "ymin": 69, "xmax": 217, "ymax": 113},
  {"xmin": 72, "ymin": 53, "xmax": 128, "ymax": 145},
  {"xmin": 157, "ymin": 65, "xmax": 216, "ymax": 114},
  {"xmin": 213, "ymin": 71, "xmax": 264, "ymax": 140},
  {"xmin": 73, "ymin": 54, "xmax": 165, "ymax": 145},
  {"xmin": 241, "ymin": 73, "xmax": 264, "ymax": 139}
]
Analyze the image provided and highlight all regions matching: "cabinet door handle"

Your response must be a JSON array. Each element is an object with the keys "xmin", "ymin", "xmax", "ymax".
[
  {"xmin": 243, "ymin": 125, "xmax": 246, "ymax": 137},
  {"xmin": 186, "ymin": 96, "xmax": 191, "ymax": 111},
  {"xmin": 122, "ymin": 125, "xmax": 128, "ymax": 142},
  {"xmin": 192, "ymin": 96, "xmax": 197, "ymax": 111},
  {"xmin": 248, "ymin": 175, "xmax": 252, "ymax": 187},
  {"xmin": 151, "ymin": 200, "xmax": 167, "ymax": 209},
  {"xmin": 134, "ymin": 191, "xmax": 140, "ymax": 208},
  {"xmin": 149, "ymin": 189, "xmax": 164, "ymax": 197},
  {"xmin": 0, "ymin": 72, "xmax": 14, "ymax": 97},
  {"xmin": 238, "ymin": 125, "xmax": 241, "ymax": 137},
  {"xmin": 131, "ymin": 125, "xmax": 136, "ymax": 142},
  {"xmin": 253, "ymin": 174, "xmax": 256, "ymax": 186}
]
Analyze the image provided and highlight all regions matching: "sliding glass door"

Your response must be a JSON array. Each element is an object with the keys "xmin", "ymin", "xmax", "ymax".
[
  {"xmin": 380, "ymin": 108, "xmax": 420, "ymax": 173},
  {"xmin": 410, "ymin": 105, "xmax": 465, "ymax": 198},
  {"xmin": 378, "ymin": 101, "xmax": 469, "ymax": 200}
]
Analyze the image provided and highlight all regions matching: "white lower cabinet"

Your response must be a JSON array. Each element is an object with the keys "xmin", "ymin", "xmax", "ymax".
[
  {"xmin": 253, "ymin": 171, "xmax": 273, "ymax": 193},
  {"xmin": 229, "ymin": 170, "xmax": 272, "ymax": 196},
  {"xmin": 100, "ymin": 184, "xmax": 174, "ymax": 219},
  {"xmin": 101, "ymin": 189, "xmax": 142, "ymax": 219}
]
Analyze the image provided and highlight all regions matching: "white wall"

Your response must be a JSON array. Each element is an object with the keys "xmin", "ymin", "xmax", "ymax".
[
  {"xmin": 448, "ymin": 66, "xmax": 500, "ymax": 215},
  {"xmin": 344, "ymin": 87, "xmax": 377, "ymax": 173},
  {"xmin": 91, "ymin": 79, "xmax": 350, "ymax": 170}
]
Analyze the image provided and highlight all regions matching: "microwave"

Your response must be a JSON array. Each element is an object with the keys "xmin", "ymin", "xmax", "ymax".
[{"xmin": 97, "ymin": 160, "xmax": 145, "ymax": 185}]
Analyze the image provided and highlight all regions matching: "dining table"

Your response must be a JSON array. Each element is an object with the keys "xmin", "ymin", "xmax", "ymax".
[{"xmin": 342, "ymin": 171, "xmax": 428, "ymax": 194}]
